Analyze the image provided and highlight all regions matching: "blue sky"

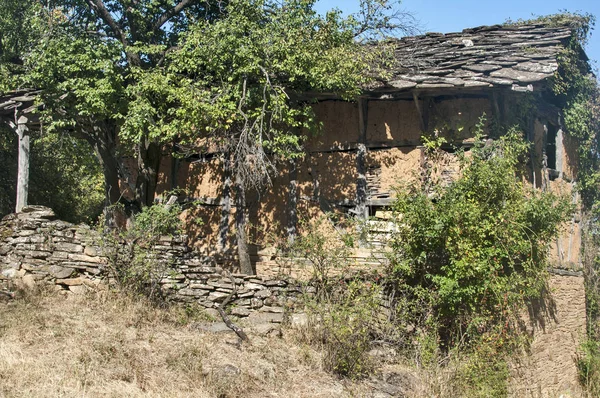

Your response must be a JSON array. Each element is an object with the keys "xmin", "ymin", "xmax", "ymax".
[{"xmin": 315, "ymin": 0, "xmax": 600, "ymax": 68}]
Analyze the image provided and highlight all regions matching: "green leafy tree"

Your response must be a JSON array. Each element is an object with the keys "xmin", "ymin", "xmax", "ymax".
[
  {"xmin": 159, "ymin": 0, "xmax": 412, "ymax": 272},
  {"xmin": 0, "ymin": 0, "xmax": 227, "ymax": 219},
  {"xmin": 0, "ymin": 0, "xmax": 412, "ymax": 273}
]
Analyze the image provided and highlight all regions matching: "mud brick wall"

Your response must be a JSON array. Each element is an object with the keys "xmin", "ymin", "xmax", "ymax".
[{"xmin": 509, "ymin": 272, "xmax": 587, "ymax": 397}]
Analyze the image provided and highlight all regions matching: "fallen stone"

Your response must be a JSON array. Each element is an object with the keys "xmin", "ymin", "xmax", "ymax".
[
  {"xmin": 68, "ymin": 284, "xmax": 88, "ymax": 294},
  {"xmin": 21, "ymin": 274, "xmax": 36, "ymax": 289},
  {"xmin": 291, "ymin": 313, "xmax": 308, "ymax": 328},
  {"xmin": 1, "ymin": 268, "xmax": 17, "ymax": 279},
  {"xmin": 247, "ymin": 312, "xmax": 283, "ymax": 324}
]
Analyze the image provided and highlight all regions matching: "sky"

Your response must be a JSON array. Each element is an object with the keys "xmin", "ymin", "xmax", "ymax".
[{"xmin": 315, "ymin": 0, "xmax": 600, "ymax": 69}]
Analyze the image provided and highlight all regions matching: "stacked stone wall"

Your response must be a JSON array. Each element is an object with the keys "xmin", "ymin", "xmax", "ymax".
[{"xmin": 0, "ymin": 206, "xmax": 302, "ymax": 324}]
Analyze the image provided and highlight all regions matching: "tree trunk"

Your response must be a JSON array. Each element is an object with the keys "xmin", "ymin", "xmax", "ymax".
[
  {"xmin": 84, "ymin": 127, "xmax": 123, "ymax": 228},
  {"xmin": 219, "ymin": 154, "xmax": 232, "ymax": 252},
  {"xmin": 135, "ymin": 138, "xmax": 162, "ymax": 208},
  {"xmin": 287, "ymin": 160, "xmax": 298, "ymax": 244},
  {"xmin": 235, "ymin": 169, "xmax": 253, "ymax": 275},
  {"xmin": 15, "ymin": 118, "xmax": 29, "ymax": 213}
]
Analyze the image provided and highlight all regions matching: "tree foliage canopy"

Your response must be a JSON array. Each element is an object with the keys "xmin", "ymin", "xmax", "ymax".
[{"xmin": 0, "ymin": 0, "xmax": 409, "ymax": 208}]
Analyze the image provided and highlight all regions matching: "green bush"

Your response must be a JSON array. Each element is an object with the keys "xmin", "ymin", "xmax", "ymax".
[
  {"xmin": 305, "ymin": 279, "xmax": 382, "ymax": 379},
  {"xmin": 387, "ymin": 129, "xmax": 572, "ymax": 347},
  {"xmin": 577, "ymin": 338, "xmax": 600, "ymax": 396},
  {"xmin": 100, "ymin": 201, "xmax": 183, "ymax": 303}
]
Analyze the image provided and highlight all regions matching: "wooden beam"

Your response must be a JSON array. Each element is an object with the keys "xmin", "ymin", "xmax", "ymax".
[
  {"xmin": 16, "ymin": 116, "xmax": 30, "ymax": 213},
  {"xmin": 412, "ymin": 92, "xmax": 427, "ymax": 132},
  {"xmin": 355, "ymin": 98, "xmax": 369, "ymax": 220},
  {"xmin": 219, "ymin": 155, "xmax": 232, "ymax": 252}
]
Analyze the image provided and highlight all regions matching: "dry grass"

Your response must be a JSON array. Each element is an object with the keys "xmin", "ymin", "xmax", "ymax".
[{"xmin": 0, "ymin": 288, "xmax": 372, "ymax": 398}]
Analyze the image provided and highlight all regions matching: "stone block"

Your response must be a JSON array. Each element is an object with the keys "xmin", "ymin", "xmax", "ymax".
[
  {"xmin": 254, "ymin": 290, "xmax": 272, "ymax": 299},
  {"xmin": 207, "ymin": 280, "xmax": 235, "ymax": 290},
  {"xmin": 67, "ymin": 254, "xmax": 104, "ymax": 264},
  {"xmin": 207, "ymin": 291, "xmax": 230, "ymax": 302},
  {"xmin": 264, "ymin": 279, "xmax": 287, "ymax": 287},
  {"xmin": 230, "ymin": 307, "xmax": 251, "ymax": 317},
  {"xmin": 250, "ymin": 298, "xmax": 263, "ymax": 309},
  {"xmin": 54, "ymin": 242, "xmax": 83, "ymax": 253},
  {"xmin": 189, "ymin": 283, "xmax": 214, "ymax": 290},
  {"xmin": 48, "ymin": 251, "xmax": 69, "ymax": 260},
  {"xmin": 244, "ymin": 282, "xmax": 266, "ymax": 291},
  {"xmin": 177, "ymin": 288, "xmax": 203, "ymax": 297},
  {"xmin": 10, "ymin": 236, "xmax": 31, "ymax": 244},
  {"xmin": 29, "ymin": 250, "xmax": 51, "ymax": 259},
  {"xmin": 83, "ymin": 246, "xmax": 99, "ymax": 256},
  {"xmin": 49, "ymin": 265, "xmax": 74, "ymax": 279},
  {"xmin": 260, "ymin": 306, "xmax": 284, "ymax": 314}
]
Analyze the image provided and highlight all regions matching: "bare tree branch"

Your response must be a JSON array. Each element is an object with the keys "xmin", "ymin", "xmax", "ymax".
[
  {"xmin": 85, "ymin": 0, "xmax": 128, "ymax": 45},
  {"xmin": 154, "ymin": 0, "xmax": 195, "ymax": 31}
]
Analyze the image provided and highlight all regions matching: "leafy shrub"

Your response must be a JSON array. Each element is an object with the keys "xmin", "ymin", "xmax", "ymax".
[
  {"xmin": 577, "ymin": 338, "xmax": 600, "ymax": 397},
  {"xmin": 387, "ymin": 129, "xmax": 572, "ymax": 348},
  {"xmin": 305, "ymin": 279, "xmax": 382, "ymax": 379},
  {"xmin": 100, "ymin": 201, "xmax": 182, "ymax": 303}
]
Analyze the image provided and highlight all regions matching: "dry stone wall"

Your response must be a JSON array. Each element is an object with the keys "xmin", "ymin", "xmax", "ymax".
[{"xmin": 0, "ymin": 206, "xmax": 304, "ymax": 323}]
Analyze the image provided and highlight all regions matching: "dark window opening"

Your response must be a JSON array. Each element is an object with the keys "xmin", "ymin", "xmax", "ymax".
[{"xmin": 546, "ymin": 124, "xmax": 557, "ymax": 170}]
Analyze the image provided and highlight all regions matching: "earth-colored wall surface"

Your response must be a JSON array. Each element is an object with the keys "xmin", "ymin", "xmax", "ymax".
[
  {"xmin": 153, "ymin": 97, "xmax": 582, "ymax": 278},
  {"xmin": 509, "ymin": 273, "xmax": 586, "ymax": 397}
]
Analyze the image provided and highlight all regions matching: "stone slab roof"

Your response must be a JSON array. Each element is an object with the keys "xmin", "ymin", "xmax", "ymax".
[{"xmin": 377, "ymin": 22, "xmax": 581, "ymax": 93}]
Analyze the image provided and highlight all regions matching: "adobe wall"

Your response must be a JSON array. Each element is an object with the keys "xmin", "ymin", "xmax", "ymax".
[
  {"xmin": 166, "ymin": 97, "xmax": 496, "ymax": 253},
  {"xmin": 152, "ymin": 96, "xmax": 581, "ymax": 278},
  {"xmin": 509, "ymin": 272, "xmax": 586, "ymax": 397}
]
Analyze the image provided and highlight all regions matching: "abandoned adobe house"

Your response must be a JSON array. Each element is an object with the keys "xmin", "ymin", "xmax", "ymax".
[
  {"xmin": 145, "ymin": 20, "xmax": 586, "ymax": 275},
  {"xmin": 0, "ymin": 20, "xmax": 593, "ymax": 396}
]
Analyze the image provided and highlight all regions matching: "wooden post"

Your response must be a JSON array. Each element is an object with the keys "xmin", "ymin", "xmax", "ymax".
[
  {"xmin": 16, "ymin": 116, "xmax": 29, "ymax": 213},
  {"xmin": 412, "ymin": 92, "xmax": 427, "ymax": 132},
  {"xmin": 287, "ymin": 160, "xmax": 298, "ymax": 243},
  {"xmin": 355, "ymin": 98, "xmax": 368, "ymax": 220}
]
